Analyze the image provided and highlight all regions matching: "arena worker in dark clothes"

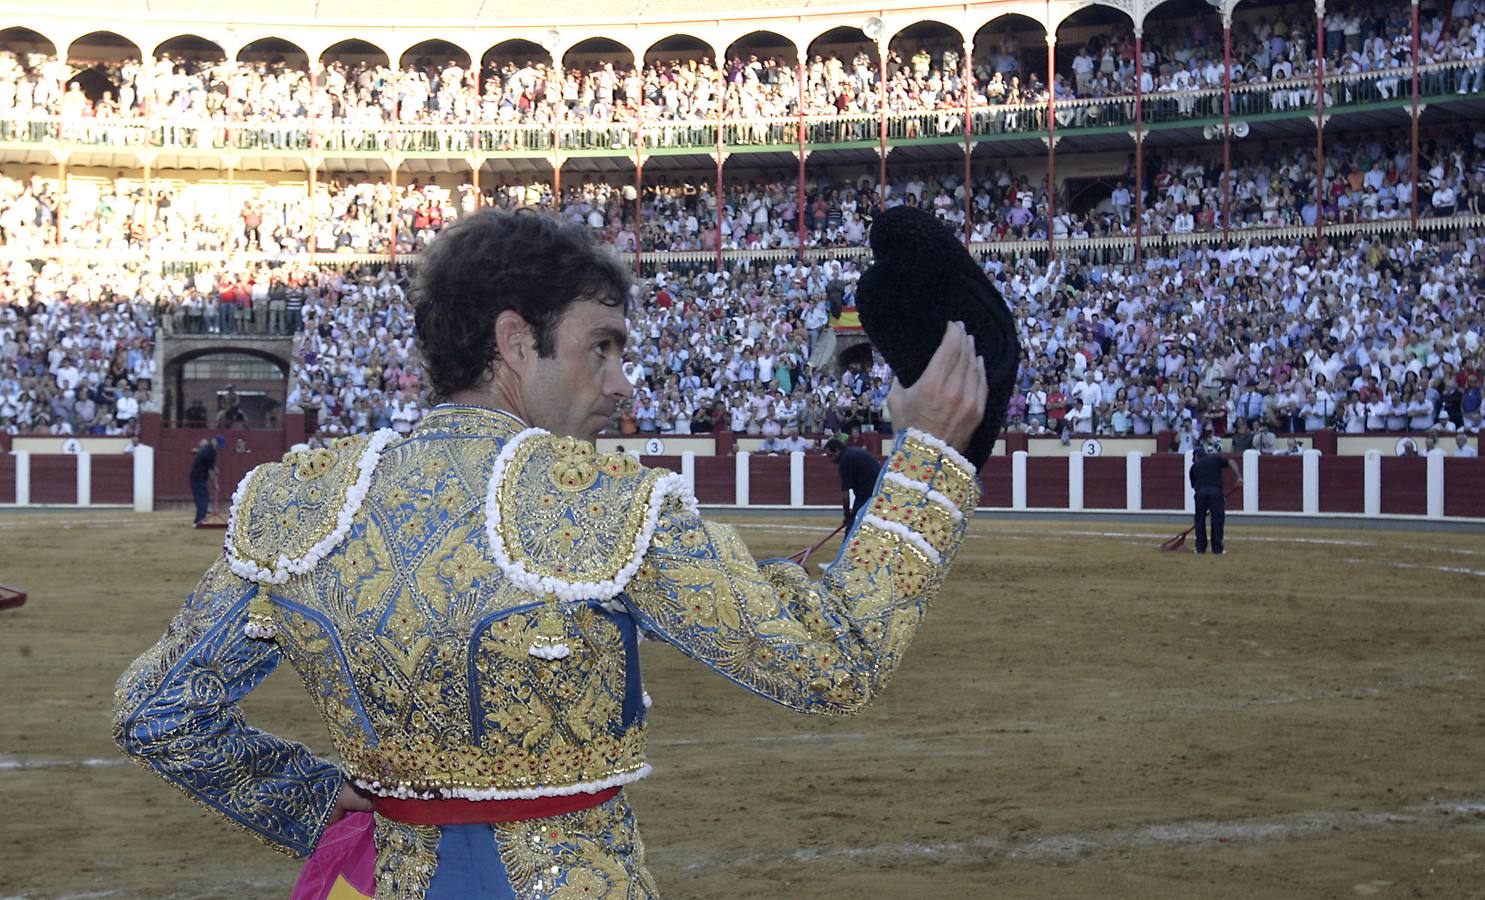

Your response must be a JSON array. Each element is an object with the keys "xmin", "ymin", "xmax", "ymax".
[
  {"xmin": 1188, "ymin": 446, "xmax": 1243, "ymax": 555},
  {"xmin": 188, "ymin": 435, "xmax": 224, "ymax": 525},
  {"xmin": 825, "ymin": 437, "xmax": 883, "ymax": 527}
]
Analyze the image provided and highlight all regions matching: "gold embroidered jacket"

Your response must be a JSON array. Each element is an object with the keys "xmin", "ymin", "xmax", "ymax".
[{"xmin": 113, "ymin": 405, "xmax": 980, "ymax": 876}]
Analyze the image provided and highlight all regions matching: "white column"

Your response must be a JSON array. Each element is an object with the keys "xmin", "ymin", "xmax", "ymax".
[
  {"xmin": 13, "ymin": 450, "xmax": 29, "ymax": 506},
  {"xmin": 680, "ymin": 451, "xmax": 696, "ymax": 496},
  {"xmin": 1242, "ymin": 449, "xmax": 1260, "ymax": 513},
  {"xmin": 1011, "ymin": 450, "xmax": 1028, "ymax": 510},
  {"xmin": 789, "ymin": 451, "xmax": 805, "ymax": 507},
  {"xmin": 1301, "ymin": 449, "xmax": 1321, "ymax": 515},
  {"xmin": 1363, "ymin": 449, "xmax": 1382, "ymax": 517},
  {"xmin": 734, "ymin": 451, "xmax": 750, "ymax": 507},
  {"xmin": 133, "ymin": 445, "xmax": 156, "ymax": 513},
  {"xmin": 1125, "ymin": 451, "xmax": 1142, "ymax": 511},
  {"xmin": 1067, "ymin": 452, "xmax": 1084, "ymax": 511},
  {"xmin": 75, "ymin": 451, "xmax": 91, "ymax": 506},
  {"xmin": 1182, "ymin": 451, "xmax": 1195, "ymax": 514},
  {"xmin": 1426, "ymin": 448, "xmax": 1445, "ymax": 519}
]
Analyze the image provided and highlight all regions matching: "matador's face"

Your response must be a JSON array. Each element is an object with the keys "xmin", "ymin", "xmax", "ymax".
[{"xmin": 524, "ymin": 300, "xmax": 633, "ymax": 442}]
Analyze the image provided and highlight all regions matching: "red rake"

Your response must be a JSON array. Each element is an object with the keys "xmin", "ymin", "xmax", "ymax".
[
  {"xmin": 0, "ymin": 583, "xmax": 27, "ymax": 611},
  {"xmin": 786, "ymin": 524, "xmax": 846, "ymax": 567},
  {"xmin": 1160, "ymin": 484, "xmax": 1240, "ymax": 552}
]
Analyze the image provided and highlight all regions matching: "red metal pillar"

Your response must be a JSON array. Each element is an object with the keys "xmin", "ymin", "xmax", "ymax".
[
  {"xmin": 797, "ymin": 54, "xmax": 807, "ymax": 260},
  {"xmin": 1314, "ymin": 5, "xmax": 1326, "ymax": 242},
  {"xmin": 388, "ymin": 160, "xmax": 398, "ymax": 262},
  {"xmin": 715, "ymin": 67, "xmax": 725, "ymax": 271},
  {"xmin": 715, "ymin": 151, "xmax": 725, "ymax": 273},
  {"xmin": 307, "ymin": 96, "xmax": 319, "ymax": 252},
  {"xmin": 552, "ymin": 158, "xmax": 561, "ymax": 207},
  {"xmin": 1046, "ymin": 33, "xmax": 1056, "ymax": 260},
  {"xmin": 1222, "ymin": 19, "xmax": 1232, "ymax": 245},
  {"xmin": 962, "ymin": 39, "xmax": 973, "ymax": 245},
  {"xmin": 55, "ymin": 154, "xmax": 67, "ymax": 245},
  {"xmin": 873, "ymin": 47, "xmax": 885, "ymax": 207},
  {"xmin": 1134, "ymin": 31, "xmax": 1144, "ymax": 262},
  {"xmin": 1410, "ymin": 0, "xmax": 1420, "ymax": 232},
  {"xmin": 634, "ymin": 126, "xmax": 644, "ymax": 278}
]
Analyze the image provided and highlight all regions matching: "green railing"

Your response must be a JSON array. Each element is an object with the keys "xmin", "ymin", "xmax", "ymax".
[
  {"xmin": 4, "ymin": 214, "xmax": 1478, "ymax": 274},
  {"xmin": 0, "ymin": 58, "xmax": 1478, "ymax": 159}
]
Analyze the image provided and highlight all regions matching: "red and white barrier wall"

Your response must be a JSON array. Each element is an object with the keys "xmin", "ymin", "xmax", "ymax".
[
  {"xmin": 1, "ymin": 447, "xmax": 155, "ymax": 512},
  {"xmin": 648, "ymin": 449, "xmax": 1485, "ymax": 521},
  {"xmin": 3, "ymin": 445, "xmax": 1482, "ymax": 521}
]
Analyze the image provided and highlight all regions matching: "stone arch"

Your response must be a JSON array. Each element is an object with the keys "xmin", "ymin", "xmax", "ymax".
[
  {"xmin": 0, "ymin": 25, "xmax": 57, "ymax": 57},
  {"xmin": 724, "ymin": 30, "xmax": 798, "ymax": 65},
  {"xmin": 644, "ymin": 33, "xmax": 717, "ymax": 66},
  {"xmin": 482, "ymin": 38, "xmax": 552, "ymax": 73},
  {"xmin": 806, "ymin": 25, "xmax": 878, "ymax": 67},
  {"xmin": 320, "ymin": 38, "xmax": 391, "ymax": 69},
  {"xmin": 1053, "ymin": 3, "xmax": 1137, "ymax": 96},
  {"xmin": 66, "ymin": 30, "xmax": 141, "ymax": 65},
  {"xmin": 560, "ymin": 36, "xmax": 635, "ymax": 72},
  {"xmin": 398, "ymin": 39, "xmax": 471, "ymax": 71},
  {"xmin": 153, "ymin": 34, "xmax": 226, "ymax": 63},
  {"xmin": 235, "ymin": 36, "xmax": 309, "ymax": 69},
  {"xmin": 971, "ymin": 13, "xmax": 1048, "ymax": 89}
]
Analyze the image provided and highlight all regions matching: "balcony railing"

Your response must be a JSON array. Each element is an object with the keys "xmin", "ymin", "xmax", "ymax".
[
  {"xmin": 2, "ymin": 215, "xmax": 1478, "ymax": 276},
  {"xmin": 2, "ymin": 58, "xmax": 1480, "ymax": 159}
]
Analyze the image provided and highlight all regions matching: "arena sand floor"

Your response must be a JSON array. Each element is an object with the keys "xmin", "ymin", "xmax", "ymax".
[{"xmin": 2, "ymin": 510, "xmax": 1484, "ymax": 899}]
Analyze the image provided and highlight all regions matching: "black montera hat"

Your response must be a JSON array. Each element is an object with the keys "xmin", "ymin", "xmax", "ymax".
[{"xmin": 854, "ymin": 206, "xmax": 1021, "ymax": 469}]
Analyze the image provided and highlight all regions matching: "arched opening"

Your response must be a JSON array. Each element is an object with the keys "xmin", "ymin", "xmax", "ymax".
[
  {"xmin": 320, "ymin": 38, "xmax": 390, "ymax": 69},
  {"xmin": 801, "ymin": 26, "xmax": 879, "ymax": 114},
  {"xmin": 972, "ymin": 14, "xmax": 1048, "ymax": 98},
  {"xmin": 480, "ymin": 39, "xmax": 552, "ymax": 111},
  {"xmin": 399, "ymin": 39, "xmax": 470, "ymax": 71},
  {"xmin": 153, "ymin": 34, "xmax": 226, "ymax": 64},
  {"xmin": 481, "ymin": 38, "xmax": 550, "ymax": 72},
  {"xmin": 66, "ymin": 31, "xmax": 141, "ymax": 65},
  {"xmin": 887, "ymin": 21, "xmax": 965, "ymax": 104},
  {"xmin": 168, "ymin": 348, "xmax": 289, "ymax": 430},
  {"xmin": 1053, "ymin": 5, "xmax": 1135, "ymax": 99},
  {"xmin": 561, "ymin": 37, "xmax": 634, "ymax": 72},
  {"xmin": 236, "ymin": 36, "xmax": 309, "ymax": 70},
  {"xmin": 723, "ymin": 31, "xmax": 798, "ymax": 116},
  {"xmin": 836, "ymin": 338, "xmax": 875, "ymax": 375},
  {"xmin": 645, "ymin": 33, "xmax": 713, "ymax": 65},
  {"xmin": 0, "ymin": 26, "xmax": 56, "ymax": 57},
  {"xmin": 643, "ymin": 34, "xmax": 717, "ymax": 118}
]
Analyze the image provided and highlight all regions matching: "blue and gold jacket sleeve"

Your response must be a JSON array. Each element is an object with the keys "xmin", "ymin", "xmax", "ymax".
[
  {"xmin": 622, "ymin": 428, "xmax": 981, "ymax": 715},
  {"xmin": 112, "ymin": 557, "xmax": 342, "ymax": 856}
]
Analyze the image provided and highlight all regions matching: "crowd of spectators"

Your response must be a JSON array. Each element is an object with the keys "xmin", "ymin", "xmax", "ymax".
[
  {"xmin": 2, "ymin": 125, "xmax": 1481, "ymax": 259},
  {"xmin": 4, "ymin": 223, "xmax": 1481, "ymax": 448},
  {"xmin": 0, "ymin": 0, "xmax": 1480, "ymax": 145},
  {"xmin": 0, "ymin": 258, "xmax": 154, "ymax": 435}
]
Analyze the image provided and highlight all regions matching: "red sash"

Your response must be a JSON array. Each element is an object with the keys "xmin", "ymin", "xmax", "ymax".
[{"xmin": 372, "ymin": 787, "xmax": 621, "ymax": 826}]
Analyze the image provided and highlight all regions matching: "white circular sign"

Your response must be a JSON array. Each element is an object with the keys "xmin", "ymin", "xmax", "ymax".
[
  {"xmin": 644, "ymin": 437, "xmax": 665, "ymax": 455},
  {"xmin": 1081, "ymin": 438, "xmax": 1103, "ymax": 457},
  {"xmin": 60, "ymin": 438, "xmax": 83, "ymax": 455}
]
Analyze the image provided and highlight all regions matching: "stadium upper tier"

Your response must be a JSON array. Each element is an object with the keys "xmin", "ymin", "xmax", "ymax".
[{"xmin": 1, "ymin": 0, "xmax": 1483, "ymax": 172}]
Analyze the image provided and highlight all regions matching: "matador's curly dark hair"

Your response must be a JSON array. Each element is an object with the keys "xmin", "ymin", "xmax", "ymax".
[{"xmin": 413, "ymin": 209, "xmax": 631, "ymax": 401}]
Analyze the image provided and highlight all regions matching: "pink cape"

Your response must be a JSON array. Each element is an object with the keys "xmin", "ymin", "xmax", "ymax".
[{"xmin": 290, "ymin": 811, "xmax": 376, "ymax": 900}]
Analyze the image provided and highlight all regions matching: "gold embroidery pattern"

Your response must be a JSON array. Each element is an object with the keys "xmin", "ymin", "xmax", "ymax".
[
  {"xmin": 493, "ymin": 793, "xmax": 658, "ymax": 899},
  {"xmin": 495, "ymin": 434, "xmax": 664, "ymax": 586},
  {"xmin": 866, "ymin": 480, "xmax": 958, "ymax": 555},
  {"xmin": 374, "ymin": 814, "xmax": 440, "ymax": 899},
  {"xmin": 624, "ymin": 439, "xmax": 974, "ymax": 716},
  {"xmin": 228, "ymin": 433, "xmax": 373, "ymax": 573},
  {"xmin": 895, "ymin": 436, "xmax": 982, "ymax": 512}
]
